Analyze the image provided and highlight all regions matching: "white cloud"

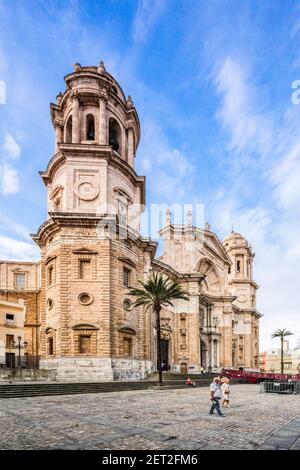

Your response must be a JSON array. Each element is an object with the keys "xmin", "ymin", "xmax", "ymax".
[
  {"xmin": 3, "ymin": 133, "xmax": 21, "ymax": 159},
  {"xmin": 0, "ymin": 133, "xmax": 21, "ymax": 195},
  {"xmin": 0, "ymin": 163, "xmax": 19, "ymax": 195},
  {"xmin": 212, "ymin": 57, "xmax": 300, "ymax": 351},
  {"xmin": 139, "ymin": 119, "xmax": 195, "ymax": 201},
  {"xmin": 0, "ymin": 235, "xmax": 39, "ymax": 261},
  {"xmin": 0, "ymin": 80, "xmax": 5, "ymax": 104},
  {"xmin": 215, "ymin": 58, "xmax": 273, "ymax": 159},
  {"xmin": 271, "ymin": 142, "xmax": 300, "ymax": 213},
  {"xmin": 0, "ymin": 213, "xmax": 32, "ymax": 241},
  {"xmin": 133, "ymin": 0, "xmax": 166, "ymax": 44},
  {"xmin": 211, "ymin": 192, "xmax": 300, "ymax": 351}
]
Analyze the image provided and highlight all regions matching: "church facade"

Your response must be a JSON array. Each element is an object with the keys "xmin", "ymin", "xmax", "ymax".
[{"xmin": 0, "ymin": 63, "xmax": 261, "ymax": 380}]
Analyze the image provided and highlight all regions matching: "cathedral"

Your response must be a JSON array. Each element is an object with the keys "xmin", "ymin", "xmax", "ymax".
[{"xmin": 0, "ymin": 62, "xmax": 261, "ymax": 381}]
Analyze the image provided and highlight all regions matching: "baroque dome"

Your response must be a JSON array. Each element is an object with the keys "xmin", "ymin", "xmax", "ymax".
[{"xmin": 223, "ymin": 231, "xmax": 249, "ymax": 248}]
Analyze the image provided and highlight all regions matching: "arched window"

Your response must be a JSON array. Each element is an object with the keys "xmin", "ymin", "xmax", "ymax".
[
  {"xmin": 200, "ymin": 340, "xmax": 208, "ymax": 369},
  {"xmin": 198, "ymin": 259, "xmax": 221, "ymax": 293},
  {"xmin": 86, "ymin": 114, "xmax": 95, "ymax": 140},
  {"xmin": 65, "ymin": 115, "xmax": 72, "ymax": 143},
  {"xmin": 47, "ymin": 337, "xmax": 54, "ymax": 356},
  {"xmin": 109, "ymin": 117, "xmax": 122, "ymax": 153},
  {"xmin": 45, "ymin": 327, "xmax": 56, "ymax": 356}
]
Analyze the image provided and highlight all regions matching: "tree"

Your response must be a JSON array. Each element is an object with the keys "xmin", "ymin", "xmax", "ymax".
[
  {"xmin": 271, "ymin": 329, "xmax": 293, "ymax": 374},
  {"xmin": 129, "ymin": 272, "xmax": 189, "ymax": 386}
]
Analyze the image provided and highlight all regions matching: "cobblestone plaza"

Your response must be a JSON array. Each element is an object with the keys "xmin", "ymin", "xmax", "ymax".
[{"xmin": 1, "ymin": 384, "xmax": 300, "ymax": 450}]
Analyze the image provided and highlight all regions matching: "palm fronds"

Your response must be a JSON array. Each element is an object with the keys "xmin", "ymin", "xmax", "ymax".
[
  {"xmin": 271, "ymin": 328, "xmax": 293, "ymax": 339},
  {"xmin": 129, "ymin": 271, "xmax": 189, "ymax": 385},
  {"xmin": 129, "ymin": 271, "xmax": 189, "ymax": 310}
]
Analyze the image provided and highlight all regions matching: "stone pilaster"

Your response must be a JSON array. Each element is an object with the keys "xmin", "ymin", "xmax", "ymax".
[
  {"xmin": 59, "ymin": 245, "xmax": 72, "ymax": 356},
  {"xmin": 54, "ymin": 123, "xmax": 63, "ymax": 153},
  {"xmin": 127, "ymin": 125, "xmax": 134, "ymax": 167},
  {"xmin": 39, "ymin": 251, "xmax": 47, "ymax": 358},
  {"xmin": 71, "ymin": 92, "xmax": 80, "ymax": 143},
  {"xmin": 99, "ymin": 90, "xmax": 107, "ymax": 145}
]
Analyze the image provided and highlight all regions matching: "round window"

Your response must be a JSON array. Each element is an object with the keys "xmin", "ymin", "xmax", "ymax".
[
  {"xmin": 78, "ymin": 292, "xmax": 93, "ymax": 305},
  {"xmin": 47, "ymin": 298, "xmax": 54, "ymax": 310},
  {"xmin": 123, "ymin": 299, "xmax": 132, "ymax": 311}
]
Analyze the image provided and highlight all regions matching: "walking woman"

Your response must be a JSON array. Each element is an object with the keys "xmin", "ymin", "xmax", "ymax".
[{"xmin": 221, "ymin": 377, "xmax": 230, "ymax": 408}]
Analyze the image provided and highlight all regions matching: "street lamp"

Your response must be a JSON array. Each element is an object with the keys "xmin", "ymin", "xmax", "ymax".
[{"xmin": 11, "ymin": 336, "xmax": 28, "ymax": 368}]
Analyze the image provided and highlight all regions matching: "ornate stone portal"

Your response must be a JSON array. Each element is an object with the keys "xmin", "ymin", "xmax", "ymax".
[{"xmin": 0, "ymin": 62, "xmax": 262, "ymax": 380}]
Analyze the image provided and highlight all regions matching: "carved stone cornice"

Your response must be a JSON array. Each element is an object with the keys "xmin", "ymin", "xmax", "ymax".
[
  {"xmin": 118, "ymin": 326, "xmax": 136, "ymax": 335},
  {"xmin": 99, "ymin": 88, "xmax": 108, "ymax": 101},
  {"xmin": 71, "ymin": 323, "xmax": 99, "ymax": 330},
  {"xmin": 229, "ymin": 278, "xmax": 259, "ymax": 289},
  {"xmin": 200, "ymin": 293, "xmax": 237, "ymax": 304},
  {"xmin": 31, "ymin": 214, "xmax": 157, "ymax": 258},
  {"xmin": 152, "ymin": 259, "xmax": 205, "ymax": 283},
  {"xmin": 45, "ymin": 255, "xmax": 57, "ymax": 265},
  {"xmin": 70, "ymin": 89, "xmax": 79, "ymax": 102},
  {"xmin": 118, "ymin": 257, "xmax": 137, "ymax": 268},
  {"xmin": 72, "ymin": 248, "xmax": 98, "ymax": 255},
  {"xmin": 30, "ymin": 218, "xmax": 60, "ymax": 247}
]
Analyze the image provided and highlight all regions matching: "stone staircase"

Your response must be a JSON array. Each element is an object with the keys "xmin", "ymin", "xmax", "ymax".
[
  {"xmin": 147, "ymin": 372, "xmax": 217, "ymax": 387},
  {"xmin": 0, "ymin": 373, "xmax": 219, "ymax": 399},
  {"xmin": 0, "ymin": 381, "xmax": 157, "ymax": 399}
]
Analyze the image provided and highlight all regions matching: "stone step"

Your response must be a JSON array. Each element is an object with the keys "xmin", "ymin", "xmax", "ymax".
[
  {"xmin": 146, "ymin": 373, "xmax": 217, "ymax": 381},
  {"xmin": 0, "ymin": 378, "xmax": 215, "ymax": 398},
  {"xmin": 0, "ymin": 379, "xmax": 210, "ymax": 390}
]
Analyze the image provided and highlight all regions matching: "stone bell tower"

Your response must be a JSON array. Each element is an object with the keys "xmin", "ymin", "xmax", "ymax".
[
  {"xmin": 32, "ymin": 62, "xmax": 157, "ymax": 381},
  {"xmin": 223, "ymin": 231, "xmax": 260, "ymax": 369}
]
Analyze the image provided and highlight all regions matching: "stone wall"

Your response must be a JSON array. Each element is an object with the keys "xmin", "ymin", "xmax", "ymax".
[
  {"xmin": 112, "ymin": 358, "xmax": 153, "ymax": 381},
  {"xmin": 0, "ymin": 368, "xmax": 56, "ymax": 382}
]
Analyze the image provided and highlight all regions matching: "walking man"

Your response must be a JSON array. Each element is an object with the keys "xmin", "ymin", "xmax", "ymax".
[{"xmin": 209, "ymin": 377, "xmax": 225, "ymax": 417}]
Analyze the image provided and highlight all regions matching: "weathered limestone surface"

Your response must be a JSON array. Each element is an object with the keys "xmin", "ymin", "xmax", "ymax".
[{"xmin": 0, "ymin": 368, "xmax": 56, "ymax": 382}]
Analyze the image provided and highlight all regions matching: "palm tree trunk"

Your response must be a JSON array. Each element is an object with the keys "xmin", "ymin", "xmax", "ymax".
[
  {"xmin": 281, "ymin": 336, "xmax": 284, "ymax": 374},
  {"xmin": 155, "ymin": 306, "xmax": 163, "ymax": 386}
]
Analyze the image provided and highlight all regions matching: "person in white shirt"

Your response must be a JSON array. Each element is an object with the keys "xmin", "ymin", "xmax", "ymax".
[
  {"xmin": 221, "ymin": 377, "xmax": 230, "ymax": 408},
  {"xmin": 209, "ymin": 377, "xmax": 225, "ymax": 417}
]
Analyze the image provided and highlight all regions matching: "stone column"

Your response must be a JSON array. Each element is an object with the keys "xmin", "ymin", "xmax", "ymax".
[
  {"xmin": 99, "ymin": 91, "xmax": 107, "ymax": 145},
  {"xmin": 72, "ymin": 92, "xmax": 80, "ymax": 143},
  {"xmin": 127, "ymin": 126, "xmax": 134, "ymax": 167},
  {"xmin": 55, "ymin": 123, "xmax": 63, "ymax": 153},
  {"xmin": 243, "ymin": 254, "xmax": 247, "ymax": 277},
  {"xmin": 210, "ymin": 338, "xmax": 214, "ymax": 372}
]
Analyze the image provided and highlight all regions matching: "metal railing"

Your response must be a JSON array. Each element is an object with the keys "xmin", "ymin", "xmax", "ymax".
[{"xmin": 260, "ymin": 381, "xmax": 300, "ymax": 394}]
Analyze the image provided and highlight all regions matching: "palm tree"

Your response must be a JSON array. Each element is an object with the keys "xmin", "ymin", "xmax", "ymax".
[
  {"xmin": 271, "ymin": 328, "xmax": 293, "ymax": 374},
  {"xmin": 129, "ymin": 272, "xmax": 189, "ymax": 386}
]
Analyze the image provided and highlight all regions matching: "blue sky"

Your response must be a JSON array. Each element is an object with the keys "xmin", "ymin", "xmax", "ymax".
[{"xmin": 1, "ymin": 0, "xmax": 300, "ymax": 351}]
